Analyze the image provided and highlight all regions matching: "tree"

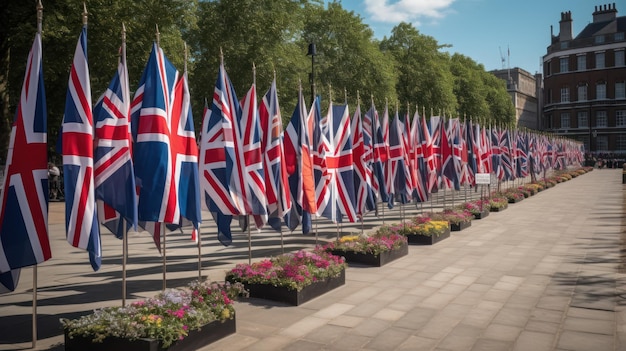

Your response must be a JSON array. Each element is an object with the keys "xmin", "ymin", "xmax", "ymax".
[
  {"xmin": 2, "ymin": 0, "xmax": 197, "ymax": 160},
  {"xmin": 380, "ymin": 22, "xmax": 456, "ymax": 116},
  {"xmin": 301, "ymin": 1, "xmax": 397, "ymax": 110},
  {"xmin": 449, "ymin": 53, "xmax": 489, "ymax": 121}
]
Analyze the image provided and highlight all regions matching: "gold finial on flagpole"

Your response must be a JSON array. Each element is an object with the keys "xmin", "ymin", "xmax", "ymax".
[
  {"xmin": 121, "ymin": 22, "xmax": 126, "ymax": 43},
  {"xmin": 155, "ymin": 24, "xmax": 160, "ymax": 46},
  {"xmin": 36, "ymin": 0, "xmax": 43, "ymax": 34},
  {"xmin": 219, "ymin": 47, "xmax": 224, "ymax": 66},
  {"xmin": 82, "ymin": 2, "xmax": 88, "ymax": 26},
  {"xmin": 356, "ymin": 90, "xmax": 360, "ymax": 106},
  {"xmin": 344, "ymin": 87, "xmax": 348, "ymax": 105}
]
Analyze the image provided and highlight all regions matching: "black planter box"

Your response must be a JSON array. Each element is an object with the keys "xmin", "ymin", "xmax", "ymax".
[
  {"xmin": 239, "ymin": 269, "xmax": 345, "ymax": 306},
  {"xmin": 507, "ymin": 197, "xmax": 523, "ymax": 204},
  {"xmin": 405, "ymin": 228, "xmax": 450, "ymax": 245},
  {"xmin": 329, "ymin": 242, "xmax": 408, "ymax": 267},
  {"xmin": 64, "ymin": 316, "xmax": 236, "ymax": 351},
  {"xmin": 490, "ymin": 204, "xmax": 508, "ymax": 212},
  {"xmin": 450, "ymin": 220, "xmax": 471, "ymax": 232},
  {"xmin": 473, "ymin": 209, "xmax": 489, "ymax": 220}
]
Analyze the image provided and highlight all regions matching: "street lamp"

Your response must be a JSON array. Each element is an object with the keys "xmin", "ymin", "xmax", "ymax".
[{"xmin": 307, "ymin": 43, "xmax": 316, "ymax": 105}]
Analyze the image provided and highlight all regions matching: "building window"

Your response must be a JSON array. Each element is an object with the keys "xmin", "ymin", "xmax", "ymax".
[
  {"xmin": 616, "ymin": 111, "xmax": 626, "ymax": 126},
  {"xmin": 616, "ymin": 50, "xmax": 625, "ymax": 66},
  {"xmin": 560, "ymin": 113, "xmax": 570, "ymax": 129},
  {"xmin": 616, "ymin": 32, "xmax": 625, "ymax": 41},
  {"xmin": 596, "ymin": 135, "xmax": 608, "ymax": 152},
  {"xmin": 617, "ymin": 135, "xmax": 626, "ymax": 152},
  {"xmin": 560, "ymin": 42, "xmax": 569, "ymax": 49},
  {"xmin": 581, "ymin": 135, "xmax": 590, "ymax": 151},
  {"xmin": 578, "ymin": 111, "xmax": 588, "ymax": 128},
  {"xmin": 617, "ymin": 82, "xmax": 626, "ymax": 99},
  {"xmin": 560, "ymin": 57, "xmax": 568, "ymax": 73},
  {"xmin": 596, "ymin": 83, "xmax": 606, "ymax": 100},
  {"xmin": 560, "ymin": 87, "xmax": 569, "ymax": 102},
  {"xmin": 578, "ymin": 85, "xmax": 587, "ymax": 101},
  {"xmin": 596, "ymin": 52, "xmax": 605, "ymax": 68},
  {"xmin": 595, "ymin": 35, "xmax": 605, "ymax": 44},
  {"xmin": 545, "ymin": 61, "xmax": 551, "ymax": 76},
  {"xmin": 577, "ymin": 55, "xmax": 586, "ymax": 70},
  {"xmin": 596, "ymin": 111, "xmax": 607, "ymax": 127}
]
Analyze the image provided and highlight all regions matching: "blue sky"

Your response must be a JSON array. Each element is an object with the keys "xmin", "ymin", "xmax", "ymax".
[{"xmin": 338, "ymin": 0, "xmax": 597, "ymax": 74}]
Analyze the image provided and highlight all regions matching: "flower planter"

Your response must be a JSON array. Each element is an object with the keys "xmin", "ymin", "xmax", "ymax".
[
  {"xmin": 490, "ymin": 204, "xmax": 508, "ymax": 212},
  {"xmin": 405, "ymin": 227, "xmax": 450, "ymax": 245},
  {"xmin": 507, "ymin": 197, "xmax": 523, "ymax": 204},
  {"xmin": 64, "ymin": 317, "xmax": 236, "ymax": 351},
  {"xmin": 473, "ymin": 209, "xmax": 489, "ymax": 220},
  {"xmin": 239, "ymin": 269, "xmax": 345, "ymax": 306},
  {"xmin": 450, "ymin": 220, "xmax": 471, "ymax": 232},
  {"xmin": 330, "ymin": 242, "xmax": 408, "ymax": 267}
]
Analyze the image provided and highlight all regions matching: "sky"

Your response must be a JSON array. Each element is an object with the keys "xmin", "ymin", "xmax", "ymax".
[{"xmin": 338, "ymin": 0, "xmax": 599, "ymax": 74}]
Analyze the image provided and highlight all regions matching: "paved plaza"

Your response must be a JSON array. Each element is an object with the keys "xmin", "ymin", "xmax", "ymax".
[{"xmin": 1, "ymin": 168, "xmax": 625, "ymax": 350}]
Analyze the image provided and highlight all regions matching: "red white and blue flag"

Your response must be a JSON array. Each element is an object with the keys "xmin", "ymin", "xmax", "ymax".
[
  {"xmin": 200, "ymin": 63, "xmax": 242, "ymax": 245},
  {"xmin": 170, "ymin": 70, "xmax": 201, "ymax": 232},
  {"xmin": 387, "ymin": 111, "xmax": 410, "ymax": 206},
  {"xmin": 427, "ymin": 116, "xmax": 442, "ymax": 193},
  {"xmin": 0, "ymin": 31, "xmax": 50, "ymax": 291},
  {"xmin": 400, "ymin": 111, "xmax": 414, "ymax": 200},
  {"xmin": 131, "ymin": 43, "xmax": 179, "ymax": 226},
  {"xmin": 260, "ymin": 79, "xmax": 291, "ymax": 231},
  {"xmin": 61, "ymin": 26, "xmax": 101, "ymax": 271},
  {"xmin": 94, "ymin": 38, "xmax": 137, "ymax": 239},
  {"xmin": 351, "ymin": 104, "xmax": 376, "ymax": 217},
  {"xmin": 411, "ymin": 112, "xmax": 429, "ymax": 202},
  {"xmin": 363, "ymin": 102, "xmax": 388, "ymax": 204},
  {"xmin": 240, "ymin": 82, "xmax": 268, "ymax": 228},
  {"xmin": 319, "ymin": 102, "xmax": 356, "ymax": 223},
  {"xmin": 381, "ymin": 104, "xmax": 393, "ymax": 199}
]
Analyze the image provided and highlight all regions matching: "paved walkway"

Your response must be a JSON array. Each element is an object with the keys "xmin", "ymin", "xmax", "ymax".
[{"xmin": 1, "ymin": 168, "xmax": 625, "ymax": 350}]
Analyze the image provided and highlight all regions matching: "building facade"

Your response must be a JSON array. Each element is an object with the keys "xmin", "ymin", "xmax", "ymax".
[
  {"xmin": 491, "ymin": 68, "xmax": 542, "ymax": 130},
  {"xmin": 543, "ymin": 3, "xmax": 626, "ymax": 153}
]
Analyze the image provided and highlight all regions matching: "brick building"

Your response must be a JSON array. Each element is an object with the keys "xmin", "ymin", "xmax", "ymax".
[{"xmin": 543, "ymin": 3, "xmax": 626, "ymax": 153}]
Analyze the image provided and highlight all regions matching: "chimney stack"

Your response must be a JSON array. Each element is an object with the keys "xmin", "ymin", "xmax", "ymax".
[
  {"xmin": 559, "ymin": 11, "xmax": 573, "ymax": 41},
  {"xmin": 593, "ymin": 3, "xmax": 618, "ymax": 23}
]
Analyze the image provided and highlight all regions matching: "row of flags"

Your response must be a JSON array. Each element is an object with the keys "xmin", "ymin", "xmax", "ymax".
[{"xmin": 0, "ymin": 23, "xmax": 585, "ymax": 292}]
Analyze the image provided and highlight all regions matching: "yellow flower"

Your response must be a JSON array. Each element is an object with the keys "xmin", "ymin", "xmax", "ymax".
[
  {"xmin": 221, "ymin": 308, "xmax": 231, "ymax": 319},
  {"xmin": 339, "ymin": 235, "xmax": 360, "ymax": 243}
]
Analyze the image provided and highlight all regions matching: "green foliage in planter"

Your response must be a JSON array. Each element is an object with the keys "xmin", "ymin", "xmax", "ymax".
[
  {"xmin": 61, "ymin": 280, "xmax": 246, "ymax": 348},
  {"xmin": 321, "ymin": 232, "xmax": 407, "ymax": 256},
  {"xmin": 489, "ymin": 196, "xmax": 508, "ymax": 210},
  {"xmin": 225, "ymin": 250, "xmax": 346, "ymax": 291},
  {"xmin": 426, "ymin": 208, "xmax": 473, "ymax": 225}
]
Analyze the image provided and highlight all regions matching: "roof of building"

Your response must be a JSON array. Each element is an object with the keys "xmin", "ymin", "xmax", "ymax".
[{"xmin": 576, "ymin": 16, "xmax": 626, "ymax": 39}]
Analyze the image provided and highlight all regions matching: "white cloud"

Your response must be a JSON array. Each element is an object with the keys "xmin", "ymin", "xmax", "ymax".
[{"xmin": 363, "ymin": 0, "xmax": 456, "ymax": 24}]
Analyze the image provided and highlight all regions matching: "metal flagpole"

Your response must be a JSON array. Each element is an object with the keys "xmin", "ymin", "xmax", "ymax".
[
  {"xmin": 248, "ymin": 216, "xmax": 252, "ymax": 265},
  {"xmin": 32, "ymin": 2, "xmax": 43, "ymax": 348},
  {"xmin": 280, "ymin": 226, "xmax": 284, "ymax": 254},
  {"xmin": 122, "ymin": 219, "xmax": 128, "ymax": 306},
  {"xmin": 197, "ymin": 227, "xmax": 202, "ymax": 280},
  {"xmin": 162, "ymin": 222, "xmax": 167, "ymax": 290}
]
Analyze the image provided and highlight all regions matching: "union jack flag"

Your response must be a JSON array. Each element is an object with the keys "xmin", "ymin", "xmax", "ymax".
[
  {"xmin": 497, "ymin": 128, "xmax": 514, "ymax": 181},
  {"xmin": 441, "ymin": 118, "xmax": 459, "ymax": 190},
  {"xmin": 465, "ymin": 120, "xmax": 478, "ymax": 186},
  {"xmin": 131, "ymin": 43, "xmax": 179, "ymax": 225},
  {"xmin": 93, "ymin": 37, "xmax": 137, "ymax": 239},
  {"xmin": 283, "ymin": 88, "xmax": 313, "ymax": 233},
  {"xmin": 259, "ymin": 79, "xmax": 291, "ymax": 232},
  {"xmin": 515, "ymin": 131, "xmax": 529, "ymax": 178},
  {"xmin": 319, "ymin": 102, "xmax": 356, "ymax": 223},
  {"xmin": 0, "ymin": 31, "xmax": 50, "ymax": 291},
  {"xmin": 170, "ymin": 70, "xmax": 201, "ymax": 232},
  {"xmin": 363, "ymin": 102, "xmax": 388, "ymax": 203},
  {"xmin": 491, "ymin": 126, "xmax": 502, "ymax": 179},
  {"xmin": 387, "ymin": 111, "xmax": 410, "ymax": 206},
  {"xmin": 200, "ymin": 63, "xmax": 241, "ymax": 245},
  {"xmin": 351, "ymin": 104, "xmax": 376, "ymax": 217},
  {"xmin": 400, "ymin": 112, "xmax": 414, "ymax": 199},
  {"xmin": 427, "ymin": 116, "xmax": 442, "ymax": 193},
  {"xmin": 62, "ymin": 26, "xmax": 101, "ymax": 271},
  {"xmin": 411, "ymin": 113, "xmax": 429, "ymax": 202},
  {"xmin": 479, "ymin": 125, "xmax": 492, "ymax": 174},
  {"xmin": 381, "ymin": 104, "xmax": 392, "ymax": 198},
  {"xmin": 311, "ymin": 97, "xmax": 330, "ymax": 220},
  {"xmin": 240, "ymin": 82, "xmax": 267, "ymax": 228}
]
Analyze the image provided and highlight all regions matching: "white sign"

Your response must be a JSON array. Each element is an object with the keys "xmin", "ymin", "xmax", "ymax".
[{"xmin": 475, "ymin": 173, "xmax": 491, "ymax": 185}]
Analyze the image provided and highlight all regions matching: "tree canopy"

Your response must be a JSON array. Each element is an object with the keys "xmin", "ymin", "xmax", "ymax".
[{"xmin": 0, "ymin": 0, "xmax": 515, "ymax": 161}]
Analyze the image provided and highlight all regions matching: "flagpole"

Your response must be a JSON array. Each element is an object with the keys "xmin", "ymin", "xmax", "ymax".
[
  {"xmin": 120, "ymin": 22, "xmax": 129, "ymax": 308},
  {"xmin": 248, "ymin": 216, "xmax": 252, "ymax": 265},
  {"xmin": 197, "ymin": 226, "xmax": 202, "ymax": 280},
  {"xmin": 122, "ymin": 219, "xmax": 128, "ymax": 306},
  {"xmin": 162, "ymin": 222, "xmax": 167, "ymax": 290}
]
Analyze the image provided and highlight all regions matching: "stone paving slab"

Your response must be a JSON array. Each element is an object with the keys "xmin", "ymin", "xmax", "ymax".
[{"xmin": 1, "ymin": 169, "xmax": 626, "ymax": 350}]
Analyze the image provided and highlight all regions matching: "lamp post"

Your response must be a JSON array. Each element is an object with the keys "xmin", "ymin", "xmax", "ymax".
[{"xmin": 307, "ymin": 43, "xmax": 316, "ymax": 105}]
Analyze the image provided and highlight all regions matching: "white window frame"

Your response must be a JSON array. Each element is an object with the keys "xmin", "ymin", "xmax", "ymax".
[
  {"xmin": 578, "ymin": 84, "xmax": 587, "ymax": 101},
  {"xmin": 616, "ymin": 110, "xmax": 626, "ymax": 127},
  {"xmin": 596, "ymin": 111, "xmax": 607, "ymax": 127},
  {"xmin": 560, "ymin": 87, "xmax": 569, "ymax": 102},
  {"xmin": 560, "ymin": 57, "xmax": 569, "ymax": 73},
  {"xmin": 577, "ymin": 55, "xmax": 586, "ymax": 71},
  {"xmin": 596, "ymin": 52, "xmax": 605, "ymax": 69},
  {"xmin": 560, "ymin": 113, "xmax": 570, "ymax": 129},
  {"xmin": 596, "ymin": 83, "xmax": 606, "ymax": 100},
  {"xmin": 577, "ymin": 111, "xmax": 588, "ymax": 128}
]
